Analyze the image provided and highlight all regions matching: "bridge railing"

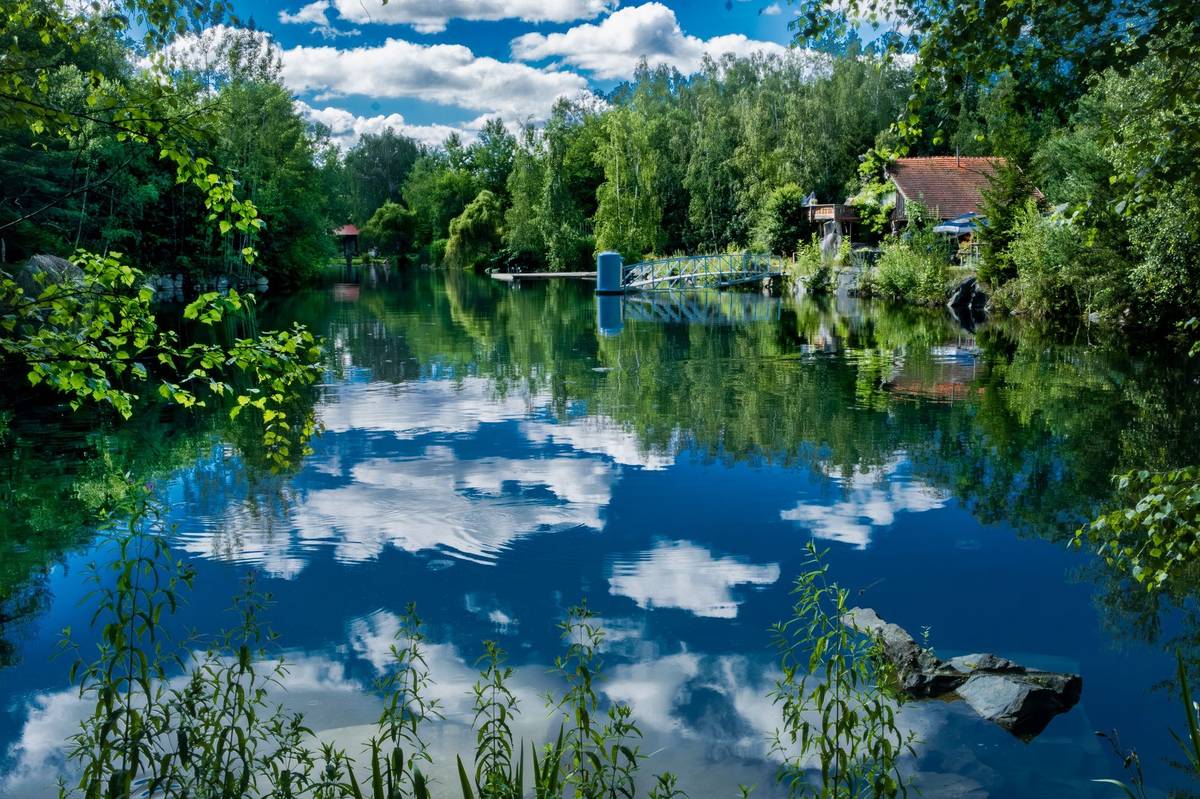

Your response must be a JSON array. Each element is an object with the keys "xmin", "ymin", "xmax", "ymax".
[{"xmin": 622, "ymin": 252, "xmax": 786, "ymax": 289}]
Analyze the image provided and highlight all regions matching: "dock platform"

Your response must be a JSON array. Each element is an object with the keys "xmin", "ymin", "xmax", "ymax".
[{"xmin": 489, "ymin": 271, "xmax": 596, "ymax": 282}]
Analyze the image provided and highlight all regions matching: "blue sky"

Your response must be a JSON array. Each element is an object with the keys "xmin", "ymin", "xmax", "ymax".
[{"xmin": 207, "ymin": 1, "xmax": 799, "ymax": 146}]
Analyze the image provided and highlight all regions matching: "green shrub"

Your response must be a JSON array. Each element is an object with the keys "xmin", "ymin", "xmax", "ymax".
[
  {"xmin": 977, "ymin": 162, "xmax": 1040, "ymax": 285},
  {"xmin": 871, "ymin": 239, "xmax": 949, "ymax": 306},
  {"xmin": 1004, "ymin": 201, "xmax": 1128, "ymax": 321},
  {"xmin": 1127, "ymin": 199, "xmax": 1200, "ymax": 329},
  {"xmin": 790, "ymin": 236, "xmax": 834, "ymax": 295},
  {"xmin": 868, "ymin": 201, "xmax": 953, "ymax": 307}
]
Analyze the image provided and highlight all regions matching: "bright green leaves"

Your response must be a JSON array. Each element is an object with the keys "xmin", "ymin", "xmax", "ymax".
[
  {"xmin": 1076, "ymin": 468, "xmax": 1200, "ymax": 593},
  {"xmin": 183, "ymin": 290, "xmax": 243, "ymax": 324},
  {"xmin": 1, "ymin": 251, "xmax": 322, "ymax": 469},
  {"xmin": 847, "ymin": 178, "xmax": 898, "ymax": 235},
  {"xmin": 594, "ymin": 105, "xmax": 663, "ymax": 263}
]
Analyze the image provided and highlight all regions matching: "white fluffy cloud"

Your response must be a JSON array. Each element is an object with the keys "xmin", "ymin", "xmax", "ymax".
[
  {"xmin": 608, "ymin": 540, "xmax": 779, "ymax": 618},
  {"xmin": 296, "ymin": 101, "xmax": 476, "ymax": 149},
  {"xmin": 331, "ymin": 0, "xmax": 618, "ymax": 34},
  {"xmin": 151, "ymin": 24, "xmax": 275, "ymax": 75},
  {"xmin": 281, "ymin": 37, "xmax": 590, "ymax": 118},
  {"xmin": 279, "ymin": 0, "xmax": 362, "ymax": 39},
  {"xmin": 511, "ymin": 2, "xmax": 790, "ymax": 80}
]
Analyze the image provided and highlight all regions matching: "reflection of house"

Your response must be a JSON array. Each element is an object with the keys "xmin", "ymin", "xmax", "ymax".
[{"xmin": 883, "ymin": 345, "xmax": 982, "ymax": 402}]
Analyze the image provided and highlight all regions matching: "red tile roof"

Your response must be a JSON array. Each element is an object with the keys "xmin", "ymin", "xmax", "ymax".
[
  {"xmin": 333, "ymin": 224, "xmax": 360, "ymax": 236},
  {"xmin": 888, "ymin": 157, "xmax": 1005, "ymax": 220}
]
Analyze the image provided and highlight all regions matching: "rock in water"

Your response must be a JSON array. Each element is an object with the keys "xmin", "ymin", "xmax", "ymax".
[
  {"xmin": 842, "ymin": 607, "xmax": 1082, "ymax": 739},
  {"xmin": 947, "ymin": 276, "xmax": 987, "ymax": 311},
  {"xmin": 841, "ymin": 607, "xmax": 953, "ymax": 696},
  {"xmin": 957, "ymin": 672, "xmax": 1082, "ymax": 740}
]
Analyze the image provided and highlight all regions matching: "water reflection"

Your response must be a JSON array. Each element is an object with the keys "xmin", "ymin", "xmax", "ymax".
[
  {"xmin": 780, "ymin": 459, "xmax": 948, "ymax": 549},
  {"xmin": 609, "ymin": 540, "xmax": 780, "ymax": 618},
  {"xmin": 4, "ymin": 270, "xmax": 1200, "ymax": 797}
]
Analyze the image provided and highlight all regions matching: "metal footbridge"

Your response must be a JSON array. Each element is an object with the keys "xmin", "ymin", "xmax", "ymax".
[{"xmin": 620, "ymin": 253, "xmax": 786, "ymax": 291}]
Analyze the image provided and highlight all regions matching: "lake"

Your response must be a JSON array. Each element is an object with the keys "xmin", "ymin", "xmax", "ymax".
[{"xmin": 2, "ymin": 267, "xmax": 1198, "ymax": 797}]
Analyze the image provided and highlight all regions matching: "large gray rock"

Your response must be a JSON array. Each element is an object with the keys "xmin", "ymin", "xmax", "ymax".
[
  {"xmin": 841, "ymin": 607, "xmax": 953, "ymax": 696},
  {"xmin": 842, "ymin": 607, "xmax": 1082, "ymax": 739},
  {"xmin": 957, "ymin": 671, "xmax": 1083, "ymax": 740},
  {"xmin": 947, "ymin": 276, "xmax": 987, "ymax": 311},
  {"xmin": 14, "ymin": 254, "xmax": 81, "ymax": 296}
]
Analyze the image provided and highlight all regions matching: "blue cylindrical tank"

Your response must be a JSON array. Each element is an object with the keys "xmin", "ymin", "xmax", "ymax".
[{"xmin": 595, "ymin": 251, "xmax": 623, "ymax": 294}]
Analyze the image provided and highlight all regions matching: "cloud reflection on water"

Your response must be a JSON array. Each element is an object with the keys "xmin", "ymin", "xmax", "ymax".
[
  {"xmin": 781, "ymin": 459, "xmax": 948, "ymax": 548},
  {"xmin": 609, "ymin": 540, "xmax": 780, "ymax": 618},
  {"xmin": 172, "ymin": 377, "xmax": 676, "ymax": 576}
]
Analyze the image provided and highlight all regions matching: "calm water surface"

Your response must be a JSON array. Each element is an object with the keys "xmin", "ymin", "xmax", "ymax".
[{"xmin": 3, "ymin": 268, "xmax": 1199, "ymax": 797}]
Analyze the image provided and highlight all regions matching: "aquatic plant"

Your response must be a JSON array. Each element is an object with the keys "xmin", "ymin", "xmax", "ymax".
[{"xmin": 770, "ymin": 542, "xmax": 915, "ymax": 798}]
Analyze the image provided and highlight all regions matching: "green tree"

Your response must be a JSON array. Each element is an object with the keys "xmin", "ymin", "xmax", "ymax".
[
  {"xmin": 468, "ymin": 118, "xmax": 517, "ymax": 200},
  {"xmin": 215, "ymin": 78, "xmax": 334, "ymax": 284},
  {"xmin": 362, "ymin": 201, "xmax": 416, "ymax": 259},
  {"xmin": 594, "ymin": 106, "xmax": 662, "ymax": 261},
  {"xmin": 757, "ymin": 183, "xmax": 812, "ymax": 257},
  {"xmin": 445, "ymin": 190, "xmax": 503, "ymax": 270},
  {"xmin": 976, "ymin": 161, "xmax": 1040, "ymax": 285},
  {"xmin": 343, "ymin": 129, "xmax": 423, "ymax": 222},
  {"xmin": 403, "ymin": 153, "xmax": 480, "ymax": 259},
  {"xmin": 502, "ymin": 126, "xmax": 547, "ymax": 266}
]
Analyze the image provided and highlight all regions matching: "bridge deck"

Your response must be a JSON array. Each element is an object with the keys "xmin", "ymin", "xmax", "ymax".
[
  {"xmin": 623, "ymin": 253, "xmax": 785, "ymax": 291},
  {"xmin": 489, "ymin": 271, "xmax": 596, "ymax": 282},
  {"xmin": 488, "ymin": 253, "xmax": 787, "ymax": 290}
]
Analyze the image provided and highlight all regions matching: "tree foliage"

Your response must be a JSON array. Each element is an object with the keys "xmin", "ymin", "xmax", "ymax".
[
  {"xmin": 445, "ymin": 190, "xmax": 503, "ymax": 270},
  {"xmin": 756, "ymin": 183, "xmax": 812, "ymax": 257},
  {"xmin": 1, "ymin": 1, "xmax": 324, "ymax": 475}
]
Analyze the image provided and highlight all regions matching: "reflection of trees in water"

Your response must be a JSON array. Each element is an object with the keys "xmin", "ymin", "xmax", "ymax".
[
  {"xmin": 0, "ymin": 363, "xmax": 319, "ymax": 667},
  {"xmin": 327, "ymin": 272, "xmax": 1200, "ymax": 661},
  {"xmin": 7, "ymin": 270, "xmax": 1200, "ymax": 666},
  {"xmin": 300, "ymin": 271, "xmax": 1200, "ymax": 537}
]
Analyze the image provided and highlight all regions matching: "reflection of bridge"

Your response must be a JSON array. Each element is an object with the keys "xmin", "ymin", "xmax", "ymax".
[
  {"xmin": 624, "ymin": 291, "xmax": 782, "ymax": 325},
  {"xmin": 622, "ymin": 253, "xmax": 786, "ymax": 290}
]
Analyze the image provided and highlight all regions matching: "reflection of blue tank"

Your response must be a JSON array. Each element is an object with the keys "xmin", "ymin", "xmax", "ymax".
[
  {"xmin": 596, "ymin": 293, "xmax": 624, "ymax": 337},
  {"xmin": 595, "ymin": 251, "xmax": 624, "ymax": 294}
]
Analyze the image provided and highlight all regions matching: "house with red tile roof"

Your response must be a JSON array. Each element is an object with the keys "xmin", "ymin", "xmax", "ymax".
[{"xmin": 886, "ymin": 156, "xmax": 1007, "ymax": 223}]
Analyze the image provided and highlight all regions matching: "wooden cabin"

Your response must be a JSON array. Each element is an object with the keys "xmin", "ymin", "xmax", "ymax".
[{"xmin": 886, "ymin": 156, "xmax": 1006, "ymax": 226}]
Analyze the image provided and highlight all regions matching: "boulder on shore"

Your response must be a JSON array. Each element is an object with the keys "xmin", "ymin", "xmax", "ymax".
[
  {"xmin": 14, "ymin": 254, "xmax": 81, "ymax": 296},
  {"xmin": 947, "ymin": 276, "xmax": 987, "ymax": 312},
  {"xmin": 842, "ymin": 607, "xmax": 1082, "ymax": 740}
]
